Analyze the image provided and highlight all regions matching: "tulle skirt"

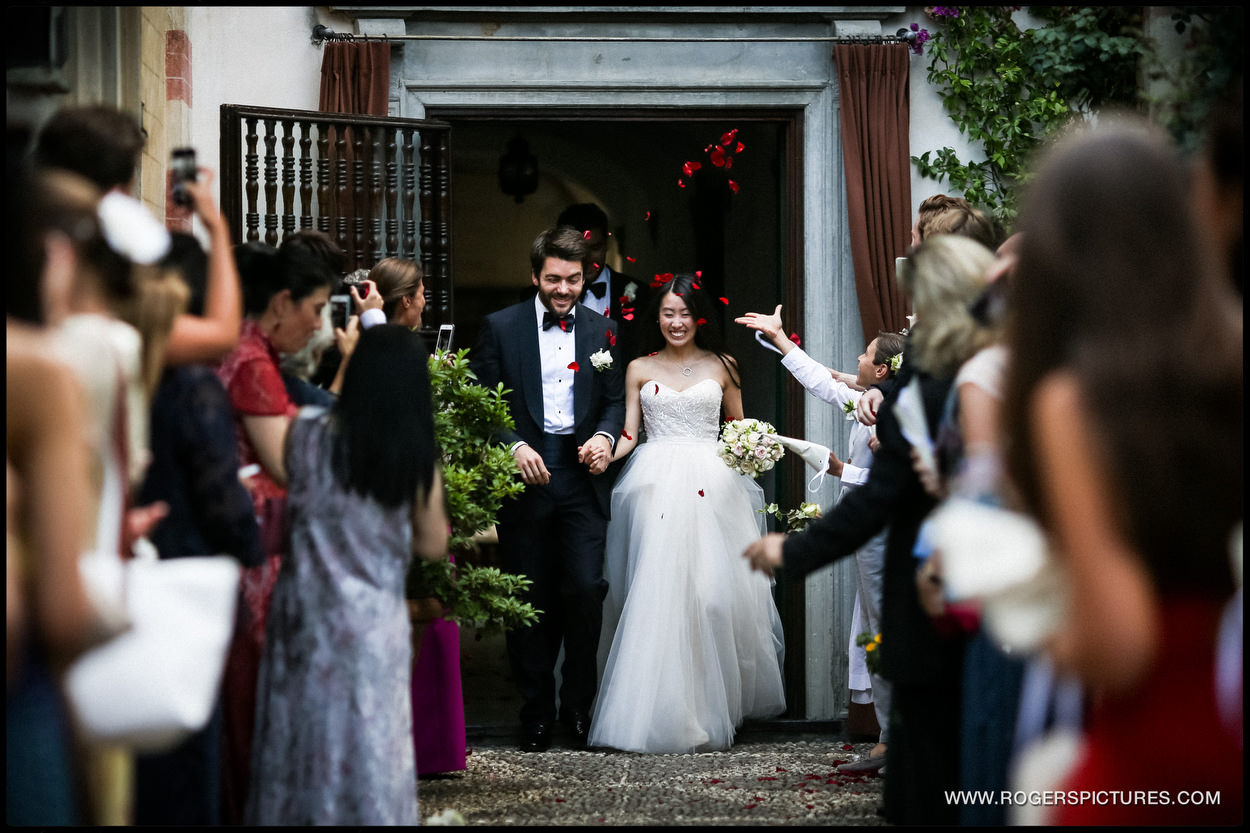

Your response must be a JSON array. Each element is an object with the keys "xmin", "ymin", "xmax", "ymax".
[{"xmin": 589, "ymin": 437, "xmax": 786, "ymax": 753}]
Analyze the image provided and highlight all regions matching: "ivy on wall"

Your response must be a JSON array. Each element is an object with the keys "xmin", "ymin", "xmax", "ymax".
[{"xmin": 911, "ymin": 6, "xmax": 1146, "ymax": 228}]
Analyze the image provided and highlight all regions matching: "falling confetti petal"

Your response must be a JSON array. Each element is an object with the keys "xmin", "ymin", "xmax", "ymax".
[
  {"xmin": 560, "ymin": 320, "xmax": 569, "ymax": 332},
  {"xmin": 736, "ymin": 141, "xmax": 746, "ymax": 153},
  {"xmin": 657, "ymin": 273, "xmax": 674, "ymax": 283},
  {"xmin": 606, "ymin": 330, "xmax": 617, "ymax": 346},
  {"xmin": 622, "ymin": 430, "xmax": 632, "ymax": 441},
  {"xmin": 695, "ymin": 270, "xmax": 703, "ymax": 278},
  {"xmin": 696, "ymin": 317, "xmax": 707, "ymax": 326},
  {"xmin": 625, "ymin": 256, "xmax": 636, "ymax": 263},
  {"xmin": 682, "ymin": 160, "xmax": 703, "ymax": 177},
  {"xmin": 841, "ymin": 744, "xmax": 854, "ymax": 751},
  {"xmin": 719, "ymin": 297, "xmax": 729, "ymax": 305},
  {"xmin": 654, "ymin": 384, "xmax": 660, "ymax": 394},
  {"xmin": 692, "ymin": 282, "xmax": 700, "ymax": 290},
  {"xmin": 623, "ymin": 313, "xmax": 634, "ymax": 321},
  {"xmin": 644, "ymin": 211, "xmax": 652, "ymax": 221},
  {"xmin": 776, "ymin": 767, "xmax": 788, "ymax": 772},
  {"xmin": 728, "ymin": 180, "xmax": 740, "ymax": 194},
  {"xmin": 568, "ymin": 362, "xmax": 579, "ymax": 371},
  {"xmin": 789, "ymin": 333, "xmax": 802, "ymax": 346},
  {"xmin": 710, "ymin": 146, "xmax": 727, "ymax": 167},
  {"xmin": 721, "ymin": 128, "xmax": 739, "ymax": 146},
  {"xmin": 723, "ymin": 155, "xmax": 734, "ymax": 170},
  {"xmin": 698, "ymin": 489, "xmax": 705, "ymax": 497},
  {"xmin": 648, "ymin": 351, "xmax": 658, "ymax": 357},
  {"xmin": 678, "ymin": 179, "xmax": 686, "ymax": 189},
  {"xmin": 582, "ymin": 230, "xmax": 591, "ymax": 240}
]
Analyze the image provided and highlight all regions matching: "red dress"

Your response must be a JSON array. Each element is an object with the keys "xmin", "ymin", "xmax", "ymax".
[
  {"xmin": 214, "ymin": 319, "xmax": 298, "ymax": 824},
  {"xmin": 1056, "ymin": 596, "xmax": 1243, "ymax": 825}
]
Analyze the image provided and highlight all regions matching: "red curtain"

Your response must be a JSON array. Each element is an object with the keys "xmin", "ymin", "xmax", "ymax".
[
  {"xmin": 318, "ymin": 40, "xmax": 390, "ymax": 116},
  {"xmin": 318, "ymin": 41, "xmax": 390, "ymax": 270},
  {"xmin": 834, "ymin": 44, "xmax": 913, "ymax": 344}
]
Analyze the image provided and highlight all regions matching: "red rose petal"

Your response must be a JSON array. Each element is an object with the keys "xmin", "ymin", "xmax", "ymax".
[
  {"xmin": 657, "ymin": 272, "xmax": 674, "ymax": 283},
  {"xmin": 695, "ymin": 270, "xmax": 702, "ymax": 278},
  {"xmin": 698, "ymin": 489, "xmax": 705, "ymax": 497},
  {"xmin": 582, "ymin": 230, "xmax": 591, "ymax": 240},
  {"xmin": 648, "ymin": 351, "xmax": 658, "ymax": 356},
  {"xmin": 728, "ymin": 179, "xmax": 740, "ymax": 194},
  {"xmin": 841, "ymin": 744, "xmax": 854, "ymax": 751},
  {"xmin": 606, "ymin": 330, "xmax": 617, "ymax": 346},
  {"xmin": 654, "ymin": 384, "xmax": 660, "ymax": 394},
  {"xmin": 691, "ymin": 282, "xmax": 700, "ymax": 290},
  {"xmin": 718, "ymin": 297, "xmax": 729, "ymax": 305},
  {"xmin": 568, "ymin": 362, "xmax": 579, "ymax": 371},
  {"xmin": 622, "ymin": 430, "xmax": 632, "ymax": 441},
  {"xmin": 710, "ymin": 146, "xmax": 727, "ymax": 167},
  {"xmin": 744, "ymin": 804, "xmax": 757, "ymax": 810},
  {"xmin": 736, "ymin": 141, "xmax": 746, "ymax": 153},
  {"xmin": 682, "ymin": 160, "xmax": 703, "ymax": 177},
  {"xmin": 678, "ymin": 178, "xmax": 686, "ymax": 189},
  {"xmin": 555, "ymin": 798, "xmax": 566, "ymax": 803},
  {"xmin": 776, "ymin": 767, "xmax": 788, "ymax": 772},
  {"xmin": 644, "ymin": 210, "xmax": 652, "ymax": 221},
  {"xmin": 723, "ymin": 155, "xmax": 734, "ymax": 170},
  {"xmin": 625, "ymin": 255, "xmax": 636, "ymax": 263},
  {"xmin": 806, "ymin": 805, "xmax": 815, "ymax": 811},
  {"xmin": 707, "ymin": 778, "xmax": 722, "ymax": 784},
  {"xmin": 789, "ymin": 332, "xmax": 801, "ymax": 346},
  {"xmin": 622, "ymin": 313, "xmax": 634, "ymax": 321},
  {"xmin": 560, "ymin": 319, "xmax": 569, "ymax": 332},
  {"xmin": 696, "ymin": 317, "xmax": 707, "ymax": 326},
  {"xmin": 721, "ymin": 128, "xmax": 739, "ymax": 146}
]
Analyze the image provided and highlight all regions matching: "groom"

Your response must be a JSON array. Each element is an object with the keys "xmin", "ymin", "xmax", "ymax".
[{"xmin": 470, "ymin": 225, "xmax": 625, "ymax": 751}]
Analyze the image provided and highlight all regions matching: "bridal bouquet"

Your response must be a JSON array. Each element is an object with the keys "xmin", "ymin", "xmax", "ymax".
[{"xmin": 718, "ymin": 417, "xmax": 785, "ymax": 478}]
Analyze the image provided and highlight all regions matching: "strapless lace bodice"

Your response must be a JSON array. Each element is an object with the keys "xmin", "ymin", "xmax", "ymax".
[{"xmin": 640, "ymin": 378, "xmax": 722, "ymax": 441}]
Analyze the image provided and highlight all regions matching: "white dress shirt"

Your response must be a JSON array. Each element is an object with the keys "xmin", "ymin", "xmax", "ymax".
[
  {"xmin": 781, "ymin": 346, "xmax": 872, "ymax": 486},
  {"xmin": 535, "ymin": 294, "xmax": 577, "ymax": 435}
]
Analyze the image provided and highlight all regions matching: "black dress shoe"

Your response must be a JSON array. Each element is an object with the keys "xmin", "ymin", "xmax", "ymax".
[
  {"xmin": 520, "ymin": 722, "xmax": 551, "ymax": 752},
  {"xmin": 562, "ymin": 711, "xmax": 591, "ymax": 747}
]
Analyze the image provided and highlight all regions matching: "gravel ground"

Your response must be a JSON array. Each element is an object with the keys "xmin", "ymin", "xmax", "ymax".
[{"xmin": 417, "ymin": 737, "xmax": 886, "ymax": 826}]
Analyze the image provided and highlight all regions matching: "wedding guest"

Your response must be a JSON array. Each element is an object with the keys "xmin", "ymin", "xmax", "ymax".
[
  {"xmin": 745, "ymin": 234, "xmax": 997, "ymax": 825},
  {"xmin": 215, "ymin": 240, "xmax": 336, "ymax": 824},
  {"xmin": 132, "ymin": 232, "xmax": 263, "ymax": 826},
  {"xmin": 35, "ymin": 105, "xmax": 243, "ymax": 365},
  {"xmin": 735, "ymin": 304, "xmax": 903, "ymax": 772},
  {"xmin": 6, "ymin": 160, "xmax": 114, "ymax": 827},
  {"xmin": 363, "ymin": 256, "xmax": 466, "ymax": 776},
  {"xmin": 1001, "ymin": 116, "xmax": 1242, "ymax": 824},
  {"xmin": 248, "ymin": 325, "xmax": 448, "ymax": 825}
]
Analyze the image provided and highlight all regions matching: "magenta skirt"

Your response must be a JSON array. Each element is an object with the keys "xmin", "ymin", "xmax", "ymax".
[{"xmin": 410, "ymin": 617, "xmax": 467, "ymax": 775}]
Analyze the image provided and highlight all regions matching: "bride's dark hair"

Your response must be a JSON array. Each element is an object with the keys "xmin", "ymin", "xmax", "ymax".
[{"xmin": 640, "ymin": 272, "xmax": 740, "ymax": 389}]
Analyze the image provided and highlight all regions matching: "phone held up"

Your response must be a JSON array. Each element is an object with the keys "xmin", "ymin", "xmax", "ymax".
[
  {"xmin": 329, "ymin": 295, "xmax": 351, "ymax": 331},
  {"xmin": 170, "ymin": 147, "xmax": 197, "ymax": 207},
  {"xmin": 435, "ymin": 324, "xmax": 455, "ymax": 354}
]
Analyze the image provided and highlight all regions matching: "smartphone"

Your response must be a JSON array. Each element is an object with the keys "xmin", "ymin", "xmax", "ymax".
[
  {"xmin": 329, "ymin": 295, "xmax": 351, "ymax": 331},
  {"xmin": 435, "ymin": 324, "xmax": 455, "ymax": 354},
  {"xmin": 170, "ymin": 147, "xmax": 197, "ymax": 207}
]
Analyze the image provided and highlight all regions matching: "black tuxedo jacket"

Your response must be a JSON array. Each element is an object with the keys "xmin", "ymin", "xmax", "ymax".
[
  {"xmin": 580, "ymin": 267, "xmax": 653, "ymax": 363},
  {"xmin": 780, "ymin": 364, "xmax": 965, "ymax": 687},
  {"xmin": 470, "ymin": 299, "xmax": 626, "ymax": 514}
]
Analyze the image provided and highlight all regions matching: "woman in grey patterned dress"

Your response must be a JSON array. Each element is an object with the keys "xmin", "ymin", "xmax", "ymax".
[{"xmin": 247, "ymin": 325, "xmax": 448, "ymax": 825}]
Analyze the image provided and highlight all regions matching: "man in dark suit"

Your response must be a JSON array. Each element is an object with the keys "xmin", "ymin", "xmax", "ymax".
[
  {"xmin": 470, "ymin": 226, "xmax": 626, "ymax": 752},
  {"xmin": 557, "ymin": 202, "xmax": 652, "ymax": 363},
  {"xmin": 743, "ymin": 359, "xmax": 966, "ymax": 825}
]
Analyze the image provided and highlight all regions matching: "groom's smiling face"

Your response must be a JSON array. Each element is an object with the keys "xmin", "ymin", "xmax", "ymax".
[{"xmin": 533, "ymin": 256, "xmax": 585, "ymax": 317}]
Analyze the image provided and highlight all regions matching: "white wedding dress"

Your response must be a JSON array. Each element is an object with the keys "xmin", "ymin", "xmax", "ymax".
[{"xmin": 588, "ymin": 378, "xmax": 786, "ymax": 753}]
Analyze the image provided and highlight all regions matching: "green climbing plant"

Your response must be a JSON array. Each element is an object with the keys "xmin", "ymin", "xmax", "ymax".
[{"xmin": 911, "ymin": 6, "xmax": 1147, "ymax": 228}]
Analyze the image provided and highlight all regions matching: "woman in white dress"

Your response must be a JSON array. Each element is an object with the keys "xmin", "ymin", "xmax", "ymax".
[{"xmin": 585, "ymin": 274, "xmax": 786, "ymax": 753}]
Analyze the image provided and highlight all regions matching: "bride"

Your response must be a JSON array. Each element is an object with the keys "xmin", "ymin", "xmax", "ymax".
[{"xmin": 584, "ymin": 273, "xmax": 786, "ymax": 753}]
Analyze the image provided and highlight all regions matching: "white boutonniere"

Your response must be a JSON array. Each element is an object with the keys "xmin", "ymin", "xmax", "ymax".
[
  {"xmin": 590, "ymin": 348, "xmax": 613, "ymax": 372},
  {"xmin": 622, "ymin": 281, "xmax": 638, "ymax": 303},
  {"xmin": 887, "ymin": 353, "xmax": 903, "ymax": 373},
  {"xmin": 843, "ymin": 399, "xmax": 858, "ymax": 421}
]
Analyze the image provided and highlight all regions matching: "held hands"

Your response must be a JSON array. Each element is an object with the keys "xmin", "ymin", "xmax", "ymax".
[
  {"xmin": 578, "ymin": 435, "xmax": 613, "ymax": 476},
  {"xmin": 743, "ymin": 533, "xmax": 786, "ymax": 578}
]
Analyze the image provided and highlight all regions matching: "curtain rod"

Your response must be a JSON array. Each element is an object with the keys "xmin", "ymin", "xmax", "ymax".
[{"xmin": 311, "ymin": 24, "xmax": 915, "ymax": 46}]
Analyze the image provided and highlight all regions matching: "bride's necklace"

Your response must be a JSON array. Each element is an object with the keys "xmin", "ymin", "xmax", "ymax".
[{"xmin": 664, "ymin": 353, "xmax": 699, "ymax": 377}]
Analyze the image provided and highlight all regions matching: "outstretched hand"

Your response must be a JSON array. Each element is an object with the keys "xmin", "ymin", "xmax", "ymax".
[
  {"xmin": 734, "ymin": 305, "xmax": 785, "ymax": 343},
  {"xmin": 743, "ymin": 533, "xmax": 786, "ymax": 578},
  {"xmin": 856, "ymin": 387, "xmax": 884, "ymax": 426}
]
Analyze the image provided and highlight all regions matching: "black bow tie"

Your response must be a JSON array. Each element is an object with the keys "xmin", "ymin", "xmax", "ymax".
[
  {"xmin": 542, "ymin": 310, "xmax": 575, "ymax": 332},
  {"xmin": 585, "ymin": 282, "xmax": 608, "ymax": 299}
]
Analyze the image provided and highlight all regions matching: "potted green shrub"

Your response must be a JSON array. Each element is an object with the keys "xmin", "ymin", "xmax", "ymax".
[{"xmin": 406, "ymin": 347, "xmax": 538, "ymax": 642}]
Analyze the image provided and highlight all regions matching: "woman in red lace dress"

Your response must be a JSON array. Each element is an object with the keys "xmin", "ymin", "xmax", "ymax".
[
  {"xmin": 1003, "ymin": 118, "xmax": 1242, "ymax": 825},
  {"xmin": 214, "ymin": 242, "xmax": 336, "ymax": 824}
]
